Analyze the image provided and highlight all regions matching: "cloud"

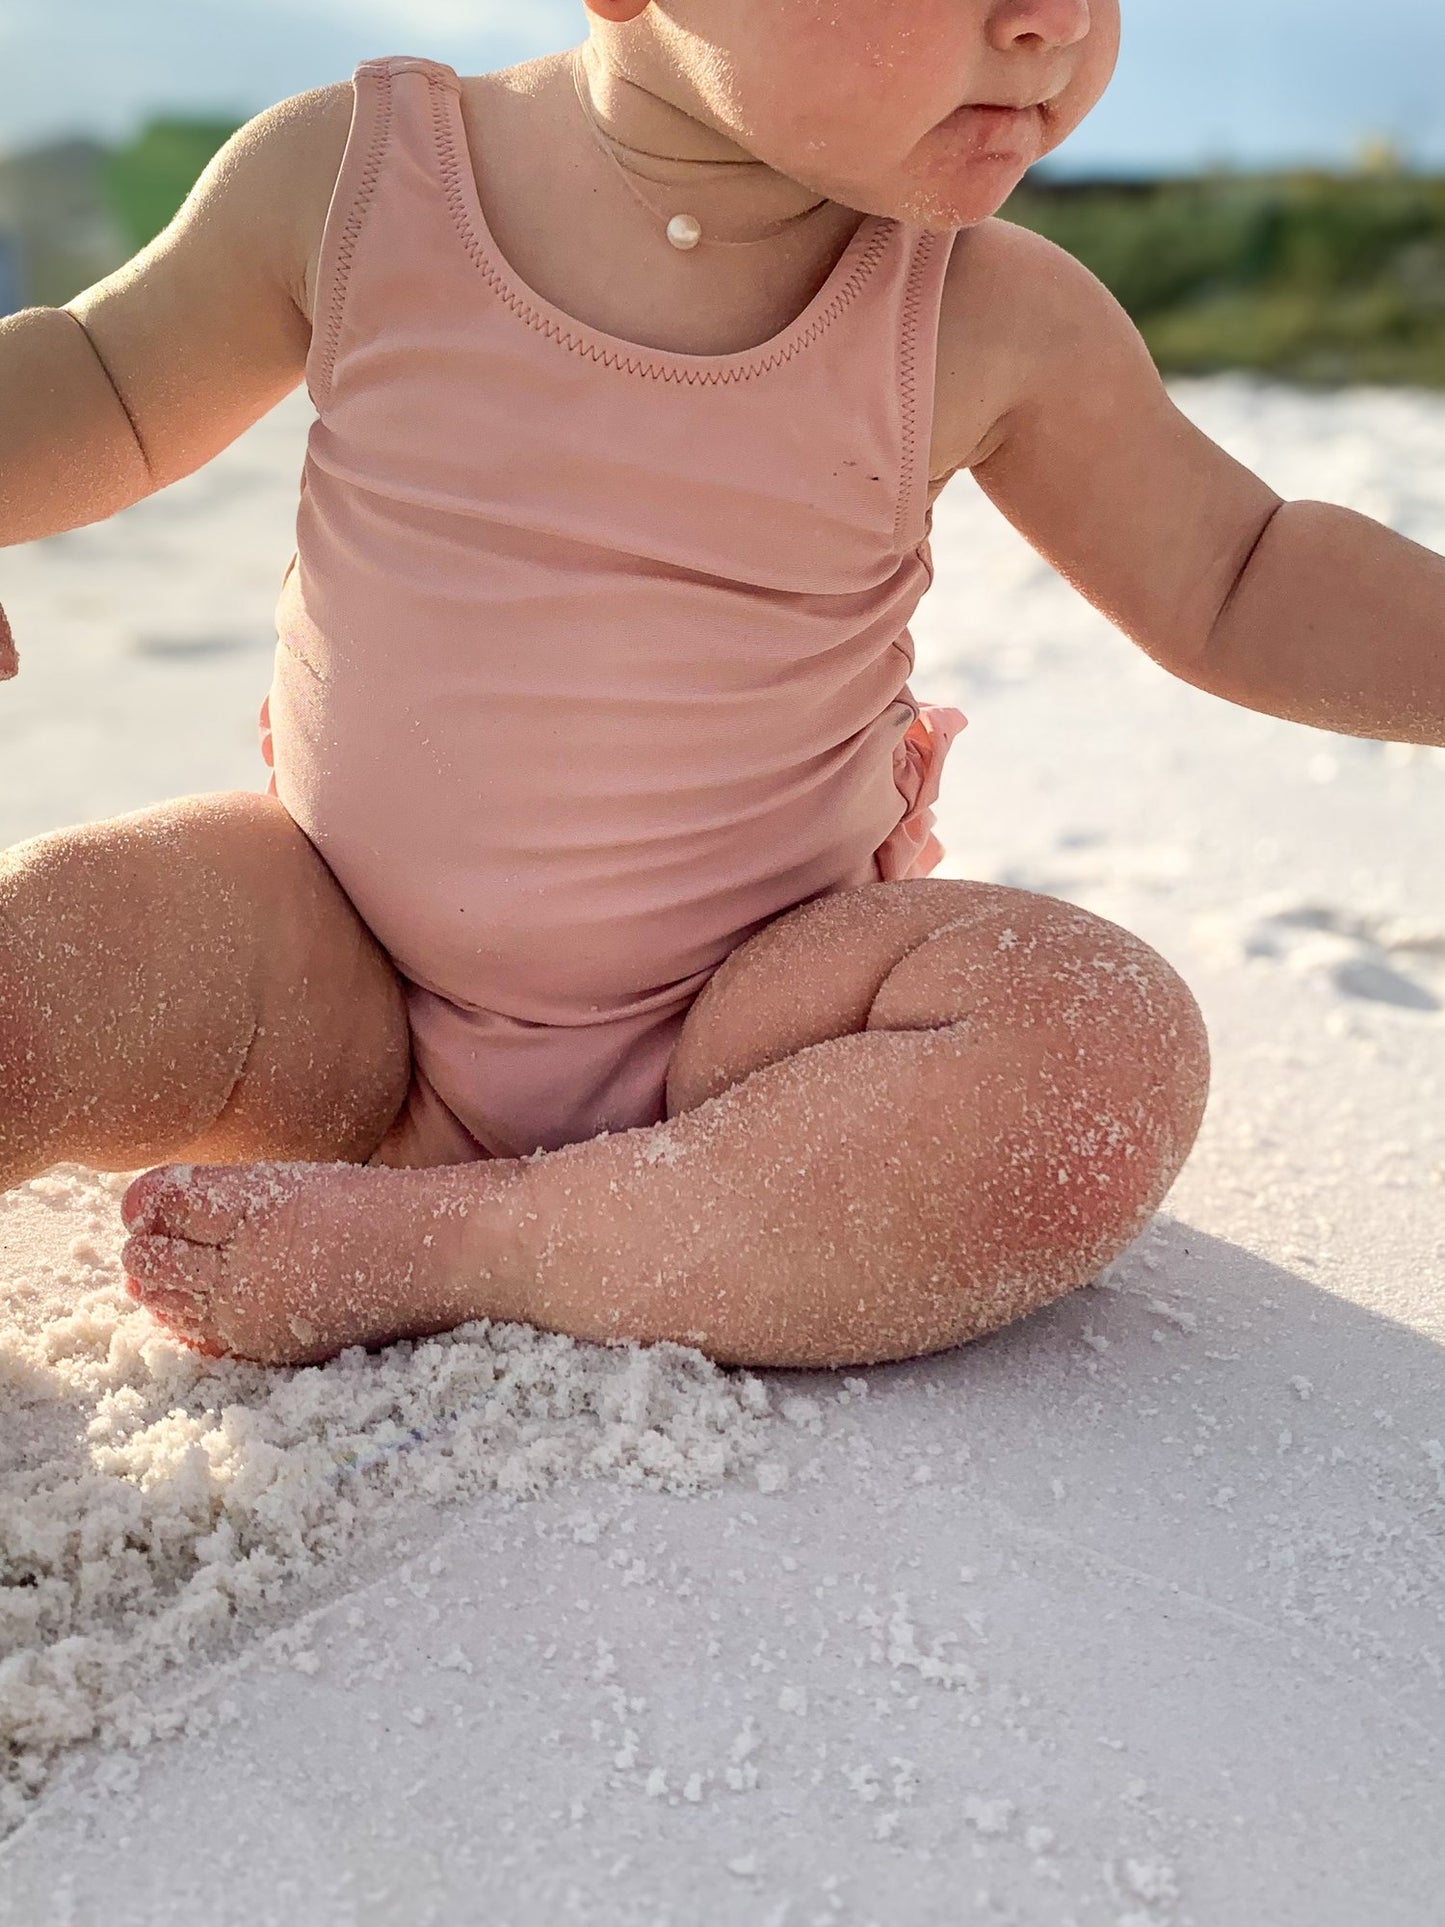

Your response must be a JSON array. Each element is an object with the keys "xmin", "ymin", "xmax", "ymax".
[
  {"xmin": 331, "ymin": 0, "xmax": 568, "ymax": 27},
  {"xmin": 303, "ymin": 0, "xmax": 573, "ymax": 35}
]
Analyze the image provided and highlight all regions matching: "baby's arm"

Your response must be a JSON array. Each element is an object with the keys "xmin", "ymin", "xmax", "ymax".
[
  {"xmin": 959, "ymin": 223, "xmax": 1444, "ymax": 747},
  {"xmin": 0, "ymin": 88, "xmax": 348, "ymax": 679}
]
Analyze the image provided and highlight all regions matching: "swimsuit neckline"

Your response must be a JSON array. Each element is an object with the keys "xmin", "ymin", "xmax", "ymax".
[{"xmin": 429, "ymin": 62, "xmax": 897, "ymax": 378}]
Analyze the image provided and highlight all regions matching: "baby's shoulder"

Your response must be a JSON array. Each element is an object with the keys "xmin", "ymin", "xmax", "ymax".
[
  {"xmin": 930, "ymin": 215, "xmax": 1112, "ymax": 483},
  {"xmin": 151, "ymin": 77, "xmax": 358, "ymax": 327},
  {"xmin": 212, "ymin": 82, "xmax": 355, "ymax": 326}
]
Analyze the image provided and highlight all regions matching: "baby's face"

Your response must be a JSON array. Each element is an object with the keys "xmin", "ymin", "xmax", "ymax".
[{"xmin": 638, "ymin": 0, "xmax": 1118, "ymax": 227}]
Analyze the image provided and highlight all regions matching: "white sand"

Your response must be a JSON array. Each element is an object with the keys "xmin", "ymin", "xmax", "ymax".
[{"xmin": 1, "ymin": 378, "xmax": 1442, "ymax": 1924}]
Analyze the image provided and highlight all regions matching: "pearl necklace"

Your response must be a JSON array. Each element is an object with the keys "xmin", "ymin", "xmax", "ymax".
[{"xmin": 569, "ymin": 49, "xmax": 833, "ymax": 252}]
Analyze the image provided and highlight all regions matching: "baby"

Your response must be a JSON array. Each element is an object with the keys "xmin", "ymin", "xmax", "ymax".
[{"xmin": 0, "ymin": 1, "xmax": 1440, "ymax": 1371}]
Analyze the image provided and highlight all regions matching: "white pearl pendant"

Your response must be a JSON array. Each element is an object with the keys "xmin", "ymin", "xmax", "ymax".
[{"xmin": 666, "ymin": 213, "xmax": 703, "ymax": 251}]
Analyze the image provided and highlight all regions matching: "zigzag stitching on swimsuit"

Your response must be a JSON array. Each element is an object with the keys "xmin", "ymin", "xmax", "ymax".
[
  {"xmin": 892, "ymin": 230, "xmax": 937, "ymax": 550},
  {"xmin": 426, "ymin": 72, "xmax": 896, "ymax": 387},
  {"xmin": 316, "ymin": 63, "xmax": 396, "ymax": 408}
]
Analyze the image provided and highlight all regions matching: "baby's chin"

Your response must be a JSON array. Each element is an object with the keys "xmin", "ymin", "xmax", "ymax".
[
  {"xmin": 906, "ymin": 166, "xmax": 1037, "ymax": 230},
  {"xmin": 830, "ymin": 157, "xmax": 1039, "ymax": 232}
]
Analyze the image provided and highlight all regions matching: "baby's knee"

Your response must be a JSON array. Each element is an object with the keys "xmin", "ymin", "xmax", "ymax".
[
  {"xmin": 920, "ymin": 891, "xmax": 1209, "ymax": 1188},
  {"xmin": 974, "ymin": 909, "xmax": 1208, "ymax": 1272},
  {"xmin": 0, "ymin": 799, "xmax": 286, "ymax": 1180},
  {"xmin": 1085, "ymin": 921, "xmax": 1209, "ymax": 1142},
  {"xmin": 1047, "ymin": 925, "xmax": 1210, "ymax": 1246},
  {"xmin": 1031, "ymin": 906, "xmax": 1210, "ymax": 1168},
  {"xmin": 0, "ymin": 829, "xmax": 114, "ymax": 1180},
  {"xmin": 1010, "ymin": 894, "xmax": 1205, "ymax": 1074}
]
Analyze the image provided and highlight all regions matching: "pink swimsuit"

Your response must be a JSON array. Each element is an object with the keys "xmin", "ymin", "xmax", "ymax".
[{"xmin": 262, "ymin": 55, "xmax": 967, "ymax": 1163}]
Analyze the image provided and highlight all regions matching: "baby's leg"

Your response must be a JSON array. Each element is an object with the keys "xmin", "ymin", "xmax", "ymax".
[
  {"xmin": 0, "ymin": 792, "xmax": 410, "ymax": 1192},
  {"xmin": 469, "ymin": 880, "xmax": 1212, "ymax": 1366},
  {"xmin": 120, "ymin": 879, "xmax": 1209, "ymax": 1370}
]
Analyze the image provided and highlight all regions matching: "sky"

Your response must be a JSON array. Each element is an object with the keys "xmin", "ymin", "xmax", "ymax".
[{"xmin": 0, "ymin": 0, "xmax": 1442, "ymax": 176}]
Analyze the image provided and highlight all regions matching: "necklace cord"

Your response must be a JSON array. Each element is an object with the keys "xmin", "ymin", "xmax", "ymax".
[{"xmin": 569, "ymin": 50, "xmax": 833, "ymax": 249}]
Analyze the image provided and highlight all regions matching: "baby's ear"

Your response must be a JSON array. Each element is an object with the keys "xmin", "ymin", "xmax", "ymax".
[
  {"xmin": 0, "ymin": 602, "xmax": 16, "ymax": 681},
  {"xmin": 583, "ymin": 0, "xmax": 654, "ymax": 20}
]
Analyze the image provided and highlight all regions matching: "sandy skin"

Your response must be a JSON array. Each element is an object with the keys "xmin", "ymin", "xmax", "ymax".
[{"xmin": 116, "ymin": 878, "xmax": 1210, "ymax": 1372}]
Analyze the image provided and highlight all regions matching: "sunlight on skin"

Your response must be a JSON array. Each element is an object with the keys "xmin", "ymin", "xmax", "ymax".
[{"xmin": 24, "ymin": 1, "xmax": 1210, "ymax": 1375}]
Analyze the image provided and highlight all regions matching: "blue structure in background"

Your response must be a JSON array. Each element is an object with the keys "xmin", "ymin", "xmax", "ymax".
[
  {"xmin": 0, "ymin": 141, "xmax": 128, "ymax": 312},
  {"xmin": 0, "ymin": 234, "xmax": 22, "ymax": 318}
]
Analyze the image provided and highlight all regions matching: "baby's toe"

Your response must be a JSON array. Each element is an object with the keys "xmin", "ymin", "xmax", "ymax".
[
  {"xmin": 122, "ymin": 1163, "xmax": 253, "ymax": 1244},
  {"xmin": 122, "ymin": 1231, "xmax": 222, "ymax": 1299},
  {"xmin": 129, "ymin": 1284, "xmax": 227, "ymax": 1355},
  {"xmin": 121, "ymin": 1163, "xmax": 195, "ymax": 1230}
]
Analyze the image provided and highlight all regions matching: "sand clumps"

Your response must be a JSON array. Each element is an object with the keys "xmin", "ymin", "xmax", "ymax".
[{"xmin": 0, "ymin": 1165, "xmax": 773, "ymax": 1828}]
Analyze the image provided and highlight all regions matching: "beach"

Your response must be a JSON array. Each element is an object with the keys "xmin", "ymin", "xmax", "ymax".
[{"xmin": 1, "ymin": 376, "xmax": 1442, "ymax": 1925}]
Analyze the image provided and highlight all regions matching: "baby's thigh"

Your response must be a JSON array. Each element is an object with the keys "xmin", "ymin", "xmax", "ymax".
[{"xmin": 0, "ymin": 791, "xmax": 410, "ymax": 1170}]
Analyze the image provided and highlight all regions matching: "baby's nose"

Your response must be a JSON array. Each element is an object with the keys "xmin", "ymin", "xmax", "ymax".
[{"xmin": 989, "ymin": 0, "xmax": 1092, "ymax": 54}]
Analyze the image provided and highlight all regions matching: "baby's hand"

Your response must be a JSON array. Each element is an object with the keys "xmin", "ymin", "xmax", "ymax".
[{"xmin": 0, "ymin": 602, "xmax": 15, "ymax": 681}]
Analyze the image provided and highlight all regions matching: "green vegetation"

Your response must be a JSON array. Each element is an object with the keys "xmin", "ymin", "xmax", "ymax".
[
  {"xmin": 91, "ymin": 116, "xmax": 1445, "ymax": 387},
  {"xmin": 1002, "ymin": 168, "xmax": 1445, "ymax": 387},
  {"xmin": 103, "ymin": 117, "xmax": 242, "ymax": 253}
]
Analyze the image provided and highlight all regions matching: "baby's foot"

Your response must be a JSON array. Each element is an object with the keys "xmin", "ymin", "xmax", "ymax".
[{"xmin": 120, "ymin": 1159, "xmax": 520, "ymax": 1366}]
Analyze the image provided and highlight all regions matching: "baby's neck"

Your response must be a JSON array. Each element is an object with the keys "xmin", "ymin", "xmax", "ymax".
[
  {"xmin": 463, "ymin": 54, "xmax": 866, "ymax": 361},
  {"xmin": 578, "ymin": 40, "xmax": 827, "ymax": 226}
]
